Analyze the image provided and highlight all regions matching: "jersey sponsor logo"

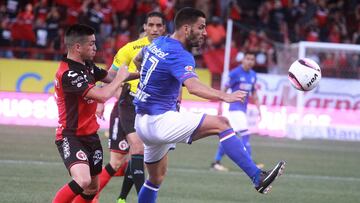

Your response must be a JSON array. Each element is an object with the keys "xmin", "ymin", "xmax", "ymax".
[
  {"xmin": 76, "ymin": 150, "xmax": 88, "ymax": 161},
  {"xmin": 134, "ymin": 169, "xmax": 144, "ymax": 175},
  {"xmin": 133, "ymin": 45, "xmax": 146, "ymax": 50},
  {"xmin": 67, "ymin": 71, "xmax": 78, "ymax": 78},
  {"xmin": 62, "ymin": 137, "xmax": 70, "ymax": 159},
  {"xmin": 119, "ymin": 140, "xmax": 129, "ymax": 151},
  {"xmin": 239, "ymin": 83, "xmax": 253, "ymax": 91},
  {"xmin": 184, "ymin": 65, "xmax": 194, "ymax": 72},
  {"xmin": 147, "ymin": 43, "xmax": 169, "ymax": 59},
  {"xmin": 93, "ymin": 150, "xmax": 102, "ymax": 165}
]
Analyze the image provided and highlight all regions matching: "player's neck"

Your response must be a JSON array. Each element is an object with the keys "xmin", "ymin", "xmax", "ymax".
[
  {"xmin": 171, "ymin": 32, "xmax": 189, "ymax": 50},
  {"xmin": 67, "ymin": 52, "xmax": 85, "ymax": 65}
]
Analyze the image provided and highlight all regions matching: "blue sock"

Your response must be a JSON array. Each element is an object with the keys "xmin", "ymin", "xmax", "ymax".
[
  {"xmin": 241, "ymin": 134, "xmax": 252, "ymax": 156},
  {"xmin": 219, "ymin": 128, "xmax": 260, "ymax": 183},
  {"xmin": 214, "ymin": 143, "xmax": 225, "ymax": 163},
  {"xmin": 138, "ymin": 180, "xmax": 159, "ymax": 203}
]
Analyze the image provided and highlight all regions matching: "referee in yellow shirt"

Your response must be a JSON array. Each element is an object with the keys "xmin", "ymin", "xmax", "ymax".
[{"xmin": 96, "ymin": 12, "xmax": 166, "ymax": 203}]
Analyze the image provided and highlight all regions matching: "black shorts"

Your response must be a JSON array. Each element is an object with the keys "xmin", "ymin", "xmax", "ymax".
[
  {"xmin": 108, "ymin": 100, "xmax": 129, "ymax": 154},
  {"xmin": 118, "ymin": 85, "xmax": 136, "ymax": 135},
  {"xmin": 55, "ymin": 134, "xmax": 103, "ymax": 176}
]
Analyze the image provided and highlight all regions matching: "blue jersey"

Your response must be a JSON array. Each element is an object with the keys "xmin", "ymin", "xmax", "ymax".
[
  {"xmin": 227, "ymin": 65, "xmax": 257, "ymax": 112},
  {"xmin": 134, "ymin": 36, "xmax": 198, "ymax": 115}
]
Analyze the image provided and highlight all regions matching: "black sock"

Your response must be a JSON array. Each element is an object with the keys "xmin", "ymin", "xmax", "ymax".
[
  {"xmin": 80, "ymin": 193, "xmax": 96, "ymax": 200},
  {"xmin": 130, "ymin": 154, "xmax": 145, "ymax": 194},
  {"xmin": 118, "ymin": 163, "xmax": 134, "ymax": 199},
  {"xmin": 105, "ymin": 163, "xmax": 117, "ymax": 176}
]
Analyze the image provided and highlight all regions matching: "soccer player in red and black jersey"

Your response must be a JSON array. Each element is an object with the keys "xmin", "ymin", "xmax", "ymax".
[{"xmin": 52, "ymin": 24, "xmax": 129, "ymax": 203}]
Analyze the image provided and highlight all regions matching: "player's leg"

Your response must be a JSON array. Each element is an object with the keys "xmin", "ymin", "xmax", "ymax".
[
  {"xmin": 119, "ymin": 93, "xmax": 145, "ymax": 194},
  {"xmin": 53, "ymin": 136, "xmax": 93, "ymax": 203},
  {"xmin": 117, "ymin": 162, "xmax": 134, "ymax": 203},
  {"xmin": 94, "ymin": 103, "xmax": 130, "ymax": 202},
  {"xmin": 192, "ymin": 115, "xmax": 285, "ymax": 193},
  {"xmin": 126, "ymin": 132, "xmax": 145, "ymax": 193},
  {"xmin": 211, "ymin": 143, "xmax": 228, "ymax": 171},
  {"xmin": 73, "ymin": 134, "xmax": 104, "ymax": 203},
  {"xmin": 138, "ymin": 151, "xmax": 169, "ymax": 203},
  {"xmin": 53, "ymin": 164, "xmax": 89, "ymax": 203}
]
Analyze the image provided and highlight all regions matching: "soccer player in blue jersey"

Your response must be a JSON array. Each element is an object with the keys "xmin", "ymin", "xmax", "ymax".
[
  {"xmin": 133, "ymin": 8, "xmax": 286, "ymax": 203},
  {"xmin": 211, "ymin": 51, "xmax": 264, "ymax": 172}
]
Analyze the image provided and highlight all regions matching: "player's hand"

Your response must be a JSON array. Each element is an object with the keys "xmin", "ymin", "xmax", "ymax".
[
  {"xmin": 96, "ymin": 103, "xmax": 105, "ymax": 120},
  {"xmin": 223, "ymin": 90, "xmax": 247, "ymax": 103}
]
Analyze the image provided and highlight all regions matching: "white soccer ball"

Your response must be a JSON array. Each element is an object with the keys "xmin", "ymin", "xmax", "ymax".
[{"xmin": 288, "ymin": 58, "xmax": 321, "ymax": 91}]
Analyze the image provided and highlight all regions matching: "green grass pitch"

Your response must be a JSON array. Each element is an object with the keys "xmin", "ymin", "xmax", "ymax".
[{"xmin": 0, "ymin": 125, "xmax": 359, "ymax": 203}]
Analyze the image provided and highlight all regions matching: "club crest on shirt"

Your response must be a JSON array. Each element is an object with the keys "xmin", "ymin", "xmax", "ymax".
[
  {"xmin": 76, "ymin": 150, "xmax": 88, "ymax": 161},
  {"xmin": 93, "ymin": 150, "xmax": 102, "ymax": 165},
  {"xmin": 184, "ymin": 65, "xmax": 194, "ymax": 72}
]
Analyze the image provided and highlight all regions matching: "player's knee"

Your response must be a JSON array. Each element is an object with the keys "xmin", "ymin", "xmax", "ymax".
[
  {"xmin": 130, "ymin": 142, "xmax": 144, "ymax": 155},
  {"xmin": 110, "ymin": 158, "xmax": 125, "ymax": 170},
  {"xmin": 149, "ymin": 171, "xmax": 167, "ymax": 185},
  {"xmin": 216, "ymin": 116, "xmax": 231, "ymax": 131},
  {"xmin": 73, "ymin": 176, "xmax": 92, "ymax": 189}
]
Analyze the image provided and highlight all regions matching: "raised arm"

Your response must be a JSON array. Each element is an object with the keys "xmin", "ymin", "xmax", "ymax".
[
  {"xmin": 183, "ymin": 77, "xmax": 247, "ymax": 103},
  {"xmin": 85, "ymin": 67, "xmax": 129, "ymax": 103}
]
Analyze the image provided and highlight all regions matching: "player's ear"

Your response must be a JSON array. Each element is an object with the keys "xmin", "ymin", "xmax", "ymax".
[{"xmin": 184, "ymin": 24, "xmax": 190, "ymax": 36}]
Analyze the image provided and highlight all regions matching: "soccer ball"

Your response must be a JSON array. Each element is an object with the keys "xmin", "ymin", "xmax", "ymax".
[{"xmin": 288, "ymin": 58, "xmax": 321, "ymax": 91}]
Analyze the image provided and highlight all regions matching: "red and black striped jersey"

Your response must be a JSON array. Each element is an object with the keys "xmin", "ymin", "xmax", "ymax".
[{"xmin": 54, "ymin": 57, "xmax": 107, "ymax": 140}]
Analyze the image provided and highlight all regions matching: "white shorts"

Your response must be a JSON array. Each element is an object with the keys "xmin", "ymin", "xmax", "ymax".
[
  {"xmin": 135, "ymin": 111, "xmax": 206, "ymax": 163},
  {"xmin": 227, "ymin": 110, "xmax": 248, "ymax": 133}
]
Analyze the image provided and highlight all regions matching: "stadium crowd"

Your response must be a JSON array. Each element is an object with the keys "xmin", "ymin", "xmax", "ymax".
[{"xmin": 0, "ymin": 0, "xmax": 359, "ymax": 78}]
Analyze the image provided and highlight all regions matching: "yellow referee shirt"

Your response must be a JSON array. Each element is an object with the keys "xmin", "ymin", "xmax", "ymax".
[{"xmin": 111, "ymin": 37, "xmax": 150, "ymax": 93}]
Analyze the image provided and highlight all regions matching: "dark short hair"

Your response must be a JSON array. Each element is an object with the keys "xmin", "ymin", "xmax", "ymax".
[
  {"xmin": 64, "ymin": 24, "xmax": 95, "ymax": 47},
  {"xmin": 244, "ymin": 51, "xmax": 256, "ymax": 57},
  {"xmin": 174, "ymin": 7, "xmax": 206, "ymax": 30},
  {"xmin": 144, "ymin": 11, "xmax": 166, "ymax": 25}
]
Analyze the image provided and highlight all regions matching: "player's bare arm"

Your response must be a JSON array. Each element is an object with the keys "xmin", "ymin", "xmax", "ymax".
[
  {"xmin": 133, "ymin": 50, "xmax": 144, "ymax": 71},
  {"xmin": 102, "ymin": 67, "xmax": 139, "ymax": 83},
  {"xmin": 85, "ymin": 67, "xmax": 129, "ymax": 103},
  {"xmin": 183, "ymin": 77, "xmax": 247, "ymax": 103}
]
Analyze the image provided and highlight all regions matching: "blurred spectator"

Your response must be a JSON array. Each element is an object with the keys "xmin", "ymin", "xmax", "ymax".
[
  {"xmin": 114, "ymin": 18, "xmax": 130, "ymax": 50},
  {"xmin": 158, "ymin": 0, "xmax": 175, "ymax": 33},
  {"xmin": 206, "ymin": 16, "xmax": 226, "ymax": 47},
  {"xmin": 100, "ymin": 0, "xmax": 115, "ymax": 39},
  {"xmin": 46, "ymin": 6, "xmax": 61, "ymax": 47},
  {"xmin": 34, "ymin": 0, "xmax": 49, "ymax": 22},
  {"xmin": 11, "ymin": 3, "xmax": 35, "ymax": 58},
  {"xmin": 34, "ymin": 18, "xmax": 48, "ymax": 59},
  {"xmin": 0, "ymin": 19, "xmax": 13, "ymax": 58}
]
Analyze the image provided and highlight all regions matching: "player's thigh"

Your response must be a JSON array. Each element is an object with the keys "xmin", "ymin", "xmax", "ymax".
[
  {"xmin": 143, "ymin": 143, "xmax": 175, "ymax": 165},
  {"xmin": 56, "ymin": 136, "xmax": 91, "ymax": 175},
  {"xmin": 86, "ymin": 134, "xmax": 104, "ymax": 177},
  {"xmin": 118, "ymin": 94, "xmax": 136, "ymax": 136},
  {"xmin": 126, "ymin": 132, "xmax": 144, "ymax": 155},
  {"xmin": 135, "ymin": 111, "xmax": 205, "ymax": 145},
  {"xmin": 69, "ymin": 163, "xmax": 92, "ymax": 188},
  {"xmin": 146, "ymin": 153, "xmax": 168, "ymax": 185},
  {"xmin": 228, "ymin": 111, "xmax": 248, "ymax": 132},
  {"xmin": 192, "ymin": 114, "xmax": 231, "ymax": 142}
]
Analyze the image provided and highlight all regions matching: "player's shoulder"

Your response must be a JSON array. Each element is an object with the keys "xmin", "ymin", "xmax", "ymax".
[{"xmin": 128, "ymin": 37, "xmax": 150, "ymax": 50}]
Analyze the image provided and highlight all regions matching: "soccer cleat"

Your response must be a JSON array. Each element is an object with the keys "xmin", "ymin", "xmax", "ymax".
[
  {"xmin": 255, "ymin": 161, "xmax": 286, "ymax": 194},
  {"xmin": 210, "ymin": 163, "xmax": 229, "ymax": 172},
  {"xmin": 117, "ymin": 198, "xmax": 126, "ymax": 203}
]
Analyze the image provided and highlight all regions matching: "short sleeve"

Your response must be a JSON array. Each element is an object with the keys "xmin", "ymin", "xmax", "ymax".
[
  {"xmin": 61, "ymin": 70, "xmax": 93, "ymax": 96},
  {"xmin": 169, "ymin": 52, "xmax": 198, "ymax": 83},
  {"xmin": 93, "ymin": 65, "xmax": 108, "ymax": 81},
  {"xmin": 112, "ymin": 44, "xmax": 132, "ymax": 71}
]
